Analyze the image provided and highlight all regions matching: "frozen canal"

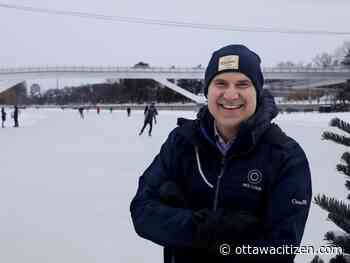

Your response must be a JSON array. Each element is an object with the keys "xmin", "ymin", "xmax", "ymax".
[{"xmin": 1, "ymin": 108, "xmax": 349, "ymax": 262}]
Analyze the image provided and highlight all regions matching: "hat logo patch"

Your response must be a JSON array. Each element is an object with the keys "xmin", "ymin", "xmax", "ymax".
[{"xmin": 218, "ymin": 55, "xmax": 239, "ymax": 71}]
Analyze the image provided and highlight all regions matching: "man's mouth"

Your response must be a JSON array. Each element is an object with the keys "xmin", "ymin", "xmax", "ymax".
[{"xmin": 220, "ymin": 104, "xmax": 244, "ymax": 110}]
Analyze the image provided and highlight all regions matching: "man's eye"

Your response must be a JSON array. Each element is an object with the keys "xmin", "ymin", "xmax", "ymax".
[{"xmin": 237, "ymin": 83, "xmax": 250, "ymax": 88}]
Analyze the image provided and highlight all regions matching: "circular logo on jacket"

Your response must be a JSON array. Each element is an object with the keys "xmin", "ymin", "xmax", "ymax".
[{"xmin": 247, "ymin": 169, "xmax": 262, "ymax": 185}]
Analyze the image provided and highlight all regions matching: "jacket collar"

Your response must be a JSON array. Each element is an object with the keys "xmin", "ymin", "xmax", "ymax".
[
  {"xmin": 198, "ymin": 89, "xmax": 278, "ymax": 156},
  {"xmin": 175, "ymin": 89, "xmax": 278, "ymax": 156}
]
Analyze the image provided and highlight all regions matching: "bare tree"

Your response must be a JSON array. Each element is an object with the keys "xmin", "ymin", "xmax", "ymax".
[
  {"xmin": 313, "ymin": 52, "xmax": 334, "ymax": 68},
  {"xmin": 334, "ymin": 41, "xmax": 350, "ymax": 65}
]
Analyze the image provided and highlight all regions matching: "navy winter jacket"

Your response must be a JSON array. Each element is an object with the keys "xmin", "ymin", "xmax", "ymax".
[
  {"xmin": 144, "ymin": 106, "xmax": 158, "ymax": 123},
  {"xmin": 130, "ymin": 90, "xmax": 312, "ymax": 263}
]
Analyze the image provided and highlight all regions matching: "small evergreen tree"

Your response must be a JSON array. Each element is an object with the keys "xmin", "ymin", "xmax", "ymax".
[
  {"xmin": 313, "ymin": 118, "xmax": 350, "ymax": 262},
  {"xmin": 311, "ymin": 255, "xmax": 325, "ymax": 263}
]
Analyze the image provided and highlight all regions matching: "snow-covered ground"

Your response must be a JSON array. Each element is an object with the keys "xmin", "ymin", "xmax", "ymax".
[{"xmin": 1, "ymin": 108, "xmax": 349, "ymax": 262}]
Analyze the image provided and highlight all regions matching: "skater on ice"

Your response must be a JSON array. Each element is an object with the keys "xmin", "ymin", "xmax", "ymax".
[
  {"xmin": 13, "ymin": 105, "xmax": 19, "ymax": 127},
  {"xmin": 1, "ymin": 107, "xmax": 6, "ymax": 128},
  {"xmin": 127, "ymin": 107, "xmax": 131, "ymax": 117},
  {"xmin": 138, "ymin": 103, "xmax": 158, "ymax": 136},
  {"xmin": 78, "ymin": 107, "xmax": 84, "ymax": 119}
]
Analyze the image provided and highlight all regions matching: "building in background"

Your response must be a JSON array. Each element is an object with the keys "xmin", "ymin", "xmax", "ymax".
[{"xmin": 0, "ymin": 81, "xmax": 28, "ymax": 105}]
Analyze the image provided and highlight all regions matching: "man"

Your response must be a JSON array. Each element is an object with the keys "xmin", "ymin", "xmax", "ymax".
[
  {"xmin": 150, "ymin": 102, "xmax": 158, "ymax": 124},
  {"xmin": 1, "ymin": 107, "xmax": 6, "ymax": 128},
  {"xmin": 13, "ymin": 105, "xmax": 19, "ymax": 127},
  {"xmin": 144, "ymin": 105, "xmax": 149, "ymax": 115},
  {"xmin": 130, "ymin": 45, "xmax": 312, "ymax": 262},
  {"xmin": 127, "ymin": 107, "xmax": 131, "ymax": 117},
  {"xmin": 78, "ymin": 107, "xmax": 84, "ymax": 119},
  {"xmin": 138, "ymin": 103, "xmax": 158, "ymax": 136}
]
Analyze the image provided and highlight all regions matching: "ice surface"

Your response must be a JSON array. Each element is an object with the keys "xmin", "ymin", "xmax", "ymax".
[{"xmin": 1, "ymin": 108, "xmax": 349, "ymax": 262}]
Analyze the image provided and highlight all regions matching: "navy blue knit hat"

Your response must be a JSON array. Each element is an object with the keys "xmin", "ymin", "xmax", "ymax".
[{"xmin": 204, "ymin": 44, "xmax": 264, "ymax": 102}]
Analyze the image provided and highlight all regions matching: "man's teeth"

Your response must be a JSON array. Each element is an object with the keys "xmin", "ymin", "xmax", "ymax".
[{"xmin": 222, "ymin": 104, "xmax": 242, "ymax": 109}]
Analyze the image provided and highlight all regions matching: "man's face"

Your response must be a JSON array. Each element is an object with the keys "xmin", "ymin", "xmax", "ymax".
[{"xmin": 207, "ymin": 72, "xmax": 257, "ymax": 137}]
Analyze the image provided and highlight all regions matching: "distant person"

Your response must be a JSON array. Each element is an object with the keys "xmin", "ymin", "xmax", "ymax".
[
  {"xmin": 152, "ymin": 103, "xmax": 158, "ymax": 124},
  {"xmin": 139, "ymin": 103, "xmax": 158, "ymax": 136},
  {"xmin": 1, "ymin": 107, "xmax": 6, "ymax": 128},
  {"xmin": 13, "ymin": 105, "xmax": 19, "ymax": 127},
  {"xmin": 144, "ymin": 105, "xmax": 149, "ymax": 116},
  {"xmin": 96, "ymin": 105, "xmax": 100, "ymax": 115},
  {"xmin": 78, "ymin": 107, "xmax": 84, "ymax": 119},
  {"xmin": 110, "ymin": 107, "xmax": 113, "ymax": 113},
  {"xmin": 127, "ymin": 107, "xmax": 131, "ymax": 117}
]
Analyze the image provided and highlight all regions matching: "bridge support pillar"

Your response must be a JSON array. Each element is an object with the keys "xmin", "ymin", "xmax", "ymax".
[{"xmin": 153, "ymin": 78, "xmax": 206, "ymax": 104}]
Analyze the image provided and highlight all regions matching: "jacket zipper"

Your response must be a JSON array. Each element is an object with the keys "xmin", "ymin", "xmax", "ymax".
[
  {"xmin": 213, "ymin": 157, "xmax": 225, "ymax": 211},
  {"xmin": 212, "ymin": 144, "xmax": 255, "ymax": 211}
]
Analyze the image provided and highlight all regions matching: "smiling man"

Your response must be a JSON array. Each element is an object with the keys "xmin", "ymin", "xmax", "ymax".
[
  {"xmin": 130, "ymin": 44, "xmax": 312, "ymax": 263},
  {"xmin": 208, "ymin": 72, "xmax": 257, "ymax": 143}
]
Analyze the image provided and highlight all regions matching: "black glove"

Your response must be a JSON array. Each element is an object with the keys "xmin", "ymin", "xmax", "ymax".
[
  {"xmin": 192, "ymin": 208, "xmax": 262, "ymax": 251},
  {"xmin": 159, "ymin": 181, "xmax": 188, "ymax": 208}
]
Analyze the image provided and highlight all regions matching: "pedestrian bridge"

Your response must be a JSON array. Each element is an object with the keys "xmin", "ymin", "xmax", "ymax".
[
  {"xmin": 1, "ymin": 65, "xmax": 350, "ymax": 80},
  {"xmin": 1, "ymin": 65, "xmax": 350, "ymax": 104}
]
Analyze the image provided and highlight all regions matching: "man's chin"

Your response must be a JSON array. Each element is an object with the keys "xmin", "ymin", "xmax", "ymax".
[{"xmin": 217, "ymin": 120, "xmax": 240, "ymax": 131}]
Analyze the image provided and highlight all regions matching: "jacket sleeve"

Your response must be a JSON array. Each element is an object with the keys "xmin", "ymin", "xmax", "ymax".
[
  {"xmin": 130, "ymin": 130, "xmax": 196, "ymax": 248},
  {"xmin": 241, "ymin": 142, "xmax": 312, "ymax": 262}
]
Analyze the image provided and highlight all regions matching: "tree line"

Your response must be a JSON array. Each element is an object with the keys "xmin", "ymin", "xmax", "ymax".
[{"xmin": 0, "ymin": 78, "xmax": 204, "ymax": 105}]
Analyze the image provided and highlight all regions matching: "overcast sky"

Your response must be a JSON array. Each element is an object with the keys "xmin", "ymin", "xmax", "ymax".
[{"xmin": 1, "ymin": 0, "xmax": 350, "ymax": 89}]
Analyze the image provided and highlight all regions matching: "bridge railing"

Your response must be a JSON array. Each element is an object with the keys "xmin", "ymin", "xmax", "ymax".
[
  {"xmin": 263, "ymin": 66, "xmax": 350, "ymax": 73},
  {"xmin": 0, "ymin": 65, "xmax": 350, "ymax": 73},
  {"xmin": 0, "ymin": 66, "xmax": 205, "ymax": 73}
]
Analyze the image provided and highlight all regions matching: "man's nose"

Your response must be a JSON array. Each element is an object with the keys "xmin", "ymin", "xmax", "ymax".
[{"xmin": 223, "ymin": 85, "xmax": 240, "ymax": 100}]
